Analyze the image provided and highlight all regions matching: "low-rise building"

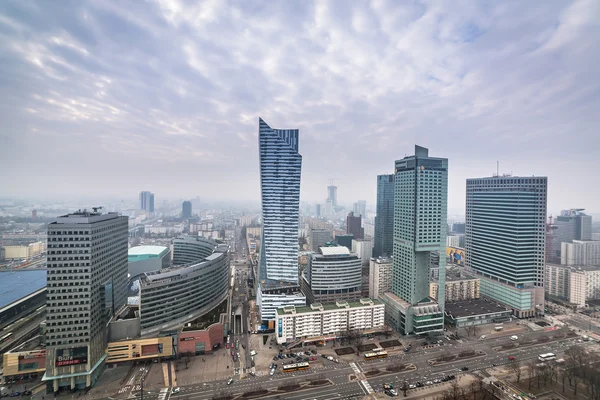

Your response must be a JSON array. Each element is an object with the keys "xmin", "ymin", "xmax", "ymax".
[
  {"xmin": 3, "ymin": 241, "xmax": 46, "ymax": 259},
  {"xmin": 128, "ymin": 245, "xmax": 171, "ymax": 279},
  {"xmin": 544, "ymin": 264, "xmax": 600, "ymax": 306},
  {"xmin": 444, "ymin": 299, "xmax": 512, "ymax": 328},
  {"xmin": 368, "ymin": 257, "xmax": 392, "ymax": 300},
  {"xmin": 275, "ymin": 299, "xmax": 384, "ymax": 344},
  {"xmin": 2, "ymin": 349, "xmax": 47, "ymax": 378},
  {"xmin": 309, "ymin": 228, "xmax": 333, "ymax": 252}
]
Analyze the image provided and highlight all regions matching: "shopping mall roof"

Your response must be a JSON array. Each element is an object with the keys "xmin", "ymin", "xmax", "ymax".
[
  {"xmin": 444, "ymin": 299, "xmax": 510, "ymax": 318},
  {"xmin": 128, "ymin": 245, "xmax": 169, "ymax": 261}
]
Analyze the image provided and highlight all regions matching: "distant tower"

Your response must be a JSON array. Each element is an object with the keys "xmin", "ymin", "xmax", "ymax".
[
  {"xmin": 182, "ymin": 201, "xmax": 192, "ymax": 219},
  {"xmin": 353, "ymin": 200, "xmax": 366, "ymax": 218},
  {"xmin": 346, "ymin": 212, "xmax": 364, "ymax": 239},
  {"xmin": 139, "ymin": 191, "xmax": 155, "ymax": 213},
  {"xmin": 32, "ymin": 209, "xmax": 37, "ymax": 220},
  {"xmin": 327, "ymin": 180, "xmax": 337, "ymax": 208}
]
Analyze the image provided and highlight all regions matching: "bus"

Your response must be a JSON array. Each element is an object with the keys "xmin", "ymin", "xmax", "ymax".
[
  {"xmin": 1, "ymin": 333, "xmax": 13, "ymax": 343},
  {"xmin": 364, "ymin": 351, "xmax": 388, "ymax": 360},
  {"xmin": 538, "ymin": 353, "xmax": 556, "ymax": 362},
  {"xmin": 282, "ymin": 362, "xmax": 310, "ymax": 372}
]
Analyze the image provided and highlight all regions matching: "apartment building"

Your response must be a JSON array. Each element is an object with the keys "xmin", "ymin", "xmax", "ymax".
[
  {"xmin": 275, "ymin": 299, "xmax": 385, "ymax": 344},
  {"xmin": 430, "ymin": 275, "xmax": 480, "ymax": 302},
  {"xmin": 368, "ymin": 257, "xmax": 393, "ymax": 299}
]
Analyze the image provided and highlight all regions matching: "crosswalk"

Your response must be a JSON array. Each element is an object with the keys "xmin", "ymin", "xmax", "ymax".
[
  {"xmin": 158, "ymin": 388, "xmax": 169, "ymax": 400},
  {"xmin": 349, "ymin": 362, "xmax": 373, "ymax": 394}
]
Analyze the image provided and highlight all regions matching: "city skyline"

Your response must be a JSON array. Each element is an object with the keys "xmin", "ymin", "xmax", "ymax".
[{"xmin": 0, "ymin": 1, "xmax": 598, "ymax": 214}]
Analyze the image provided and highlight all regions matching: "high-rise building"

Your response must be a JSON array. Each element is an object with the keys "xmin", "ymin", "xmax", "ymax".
[
  {"xmin": 301, "ymin": 245, "xmax": 363, "ymax": 304},
  {"xmin": 352, "ymin": 238, "xmax": 373, "ymax": 266},
  {"xmin": 182, "ymin": 201, "xmax": 192, "ymax": 219},
  {"xmin": 335, "ymin": 234, "xmax": 354, "ymax": 251},
  {"xmin": 139, "ymin": 191, "xmax": 155, "ymax": 213},
  {"xmin": 315, "ymin": 204, "xmax": 321, "ymax": 217},
  {"xmin": 45, "ymin": 209, "xmax": 128, "ymax": 392},
  {"xmin": 381, "ymin": 145, "xmax": 447, "ymax": 335},
  {"xmin": 327, "ymin": 185, "xmax": 337, "ymax": 208},
  {"xmin": 451, "ymin": 223, "xmax": 465, "ymax": 234},
  {"xmin": 466, "ymin": 175, "xmax": 547, "ymax": 318},
  {"xmin": 561, "ymin": 240, "xmax": 600, "ymax": 266},
  {"xmin": 548, "ymin": 209, "xmax": 593, "ymax": 262},
  {"xmin": 353, "ymin": 200, "xmax": 366, "ymax": 218},
  {"xmin": 346, "ymin": 212, "xmax": 364, "ymax": 240},
  {"xmin": 374, "ymin": 174, "xmax": 394, "ymax": 258},
  {"xmin": 257, "ymin": 118, "xmax": 306, "ymax": 321},
  {"xmin": 309, "ymin": 228, "xmax": 333, "ymax": 252},
  {"xmin": 369, "ymin": 257, "xmax": 393, "ymax": 300}
]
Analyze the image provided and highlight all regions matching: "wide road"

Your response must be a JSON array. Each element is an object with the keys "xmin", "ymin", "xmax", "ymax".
[{"xmin": 114, "ymin": 329, "xmax": 580, "ymax": 400}]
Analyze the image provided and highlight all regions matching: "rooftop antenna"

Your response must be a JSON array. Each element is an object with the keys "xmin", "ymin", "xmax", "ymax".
[
  {"xmin": 92, "ymin": 206, "xmax": 103, "ymax": 213},
  {"xmin": 496, "ymin": 161, "xmax": 499, "ymax": 177}
]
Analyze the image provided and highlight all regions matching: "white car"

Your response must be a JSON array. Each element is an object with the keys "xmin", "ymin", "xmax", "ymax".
[
  {"xmin": 227, "ymin": 378, "xmax": 233, "ymax": 385},
  {"xmin": 171, "ymin": 388, "xmax": 180, "ymax": 394},
  {"xmin": 270, "ymin": 368, "xmax": 275, "ymax": 376}
]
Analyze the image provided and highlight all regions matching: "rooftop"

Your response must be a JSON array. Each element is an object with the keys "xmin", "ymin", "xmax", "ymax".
[
  {"xmin": 444, "ymin": 299, "xmax": 510, "ymax": 318},
  {"xmin": 319, "ymin": 246, "xmax": 350, "ymax": 256},
  {"xmin": 128, "ymin": 245, "xmax": 169, "ymax": 259},
  {"xmin": 0, "ymin": 270, "xmax": 47, "ymax": 309},
  {"xmin": 276, "ymin": 298, "xmax": 382, "ymax": 315}
]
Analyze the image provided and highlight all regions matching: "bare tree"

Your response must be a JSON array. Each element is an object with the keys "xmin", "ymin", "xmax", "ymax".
[
  {"xmin": 401, "ymin": 381, "xmax": 408, "ymax": 397},
  {"xmin": 473, "ymin": 326, "xmax": 481, "ymax": 338},
  {"xmin": 509, "ymin": 359, "xmax": 522, "ymax": 383},
  {"xmin": 527, "ymin": 359, "xmax": 537, "ymax": 390}
]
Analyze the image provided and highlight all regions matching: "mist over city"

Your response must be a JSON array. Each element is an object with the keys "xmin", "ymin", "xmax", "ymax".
[{"xmin": 1, "ymin": 1, "xmax": 600, "ymax": 400}]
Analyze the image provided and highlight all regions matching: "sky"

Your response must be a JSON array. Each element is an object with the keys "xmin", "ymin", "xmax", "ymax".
[{"xmin": 0, "ymin": 0, "xmax": 598, "ymax": 215}]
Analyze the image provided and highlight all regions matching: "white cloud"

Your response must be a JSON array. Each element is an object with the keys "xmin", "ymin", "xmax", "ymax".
[{"xmin": 0, "ymin": 0, "xmax": 598, "ymax": 213}]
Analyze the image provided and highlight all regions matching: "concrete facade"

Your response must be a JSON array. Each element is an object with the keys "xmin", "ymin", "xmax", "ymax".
[
  {"xmin": 178, "ymin": 323, "xmax": 224, "ymax": 355},
  {"xmin": 45, "ymin": 210, "xmax": 128, "ymax": 392},
  {"xmin": 368, "ymin": 257, "xmax": 392, "ymax": 300},
  {"xmin": 352, "ymin": 238, "xmax": 373, "ymax": 267},
  {"xmin": 430, "ymin": 276, "xmax": 480, "ymax": 302},
  {"xmin": 275, "ymin": 299, "xmax": 385, "ymax": 344},
  {"xmin": 562, "ymin": 240, "xmax": 600, "ymax": 266},
  {"xmin": 3, "ymin": 241, "xmax": 45, "ymax": 259},
  {"xmin": 309, "ymin": 228, "xmax": 333, "ymax": 252}
]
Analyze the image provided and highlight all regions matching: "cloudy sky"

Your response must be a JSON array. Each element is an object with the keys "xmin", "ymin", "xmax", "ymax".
[{"xmin": 0, "ymin": 0, "xmax": 598, "ymax": 214}]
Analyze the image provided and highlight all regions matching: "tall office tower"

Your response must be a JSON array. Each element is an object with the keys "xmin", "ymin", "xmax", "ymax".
[
  {"xmin": 346, "ymin": 212, "xmax": 364, "ymax": 239},
  {"xmin": 466, "ymin": 175, "xmax": 547, "ymax": 318},
  {"xmin": 327, "ymin": 184, "xmax": 338, "ymax": 208},
  {"xmin": 548, "ymin": 209, "xmax": 593, "ymax": 263},
  {"xmin": 315, "ymin": 204, "xmax": 321, "ymax": 217},
  {"xmin": 139, "ymin": 191, "xmax": 155, "ymax": 213},
  {"xmin": 257, "ymin": 118, "xmax": 306, "ymax": 321},
  {"xmin": 182, "ymin": 201, "xmax": 192, "ymax": 218},
  {"xmin": 353, "ymin": 200, "xmax": 366, "ymax": 218},
  {"xmin": 45, "ymin": 209, "xmax": 128, "ymax": 392},
  {"xmin": 381, "ymin": 145, "xmax": 447, "ymax": 335},
  {"xmin": 374, "ymin": 174, "xmax": 394, "ymax": 257}
]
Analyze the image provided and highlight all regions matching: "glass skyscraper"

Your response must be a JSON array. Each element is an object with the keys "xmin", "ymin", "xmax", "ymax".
[
  {"xmin": 465, "ymin": 176, "xmax": 547, "ymax": 317},
  {"xmin": 257, "ymin": 118, "xmax": 306, "ymax": 321},
  {"xmin": 374, "ymin": 174, "xmax": 394, "ymax": 257},
  {"xmin": 380, "ymin": 146, "xmax": 447, "ymax": 335}
]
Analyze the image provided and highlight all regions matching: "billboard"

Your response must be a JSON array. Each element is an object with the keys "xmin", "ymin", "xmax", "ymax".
[
  {"xmin": 446, "ymin": 247, "xmax": 465, "ymax": 266},
  {"xmin": 55, "ymin": 346, "xmax": 88, "ymax": 367}
]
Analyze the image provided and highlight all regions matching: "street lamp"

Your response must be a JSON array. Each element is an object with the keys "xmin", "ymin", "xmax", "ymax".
[{"xmin": 140, "ymin": 378, "xmax": 144, "ymax": 400}]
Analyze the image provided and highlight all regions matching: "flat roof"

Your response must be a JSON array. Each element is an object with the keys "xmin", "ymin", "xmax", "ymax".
[
  {"xmin": 444, "ymin": 300, "xmax": 510, "ymax": 318},
  {"xmin": 277, "ymin": 298, "xmax": 382, "ymax": 315},
  {"xmin": 128, "ymin": 245, "xmax": 169, "ymax": 257},
  {"xmin": 0, "ymin": 270, "xmax": 47, "ymax": 309},
  {"xmin": 319, "ymin": 246, "xmax": 350, "ymax": 256}
]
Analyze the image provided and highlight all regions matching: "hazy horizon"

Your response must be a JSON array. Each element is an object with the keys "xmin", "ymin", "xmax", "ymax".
[{"xmin": 1, "ymin": 1, "xmax": 598, "ymax": 214}]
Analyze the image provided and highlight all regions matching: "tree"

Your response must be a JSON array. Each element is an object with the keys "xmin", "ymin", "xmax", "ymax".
[
  {"xmin": 509, "ymin": 359, "xmax": 522, "ymax": 383},
  {"xmin": 527, "ymin": 359, "xmax": 537, "ymax": 390},
  {"xmin": 401, "ymin": 381, "xmax": 408, "ymax": 397}
]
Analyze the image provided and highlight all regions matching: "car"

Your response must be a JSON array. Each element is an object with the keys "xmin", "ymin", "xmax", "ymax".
[
  {"xmin": 270, "ymin": 369, "xmax": 275, "ymax": 376},
  {"xmin": 23, "ymin": 392, "xmax": 32, "ymax": 396},
  {"xmin": 273, "ymin": 356, "xmax": 278, "ymax": 361},
  {"xmin": 227, "ymin": 378, "xmax": 233, "ymax": 385},
  {"xmin": 249, "ymin": 371, "xmax": 256, "ymax": 377},
  {"xmin": 426, "ymin": 381, "xmax": 433, "ymax": 386},
  {"xmin": 409, "ymin": 384, "xmax": 416, "ymax": 389},
  {"xmin": 416, "ymin": 382, "xmax": 424, "ymax": 387},
  {"xmin": 508, "ymin": 355, "xmax": 515, "ymax": 360},
  {"xmin": 171, "ymin": 388, "xmax": 180, "ymax": 394},
  {"xmin": 433, "ymin": 379, "xmax": 440, "ymax": 384},
  {"xmin": 461, "ymin": 367, "xmax": 469, "ymax": 371}
]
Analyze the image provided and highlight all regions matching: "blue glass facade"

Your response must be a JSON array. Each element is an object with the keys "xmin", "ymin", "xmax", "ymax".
[
  {"xmin": 374, "ymin": 174, "xmax": 394, "ymax": 257},
  {"xmin": 258, "ymin": 118, "xmax": 302, "ymax": 287}
]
